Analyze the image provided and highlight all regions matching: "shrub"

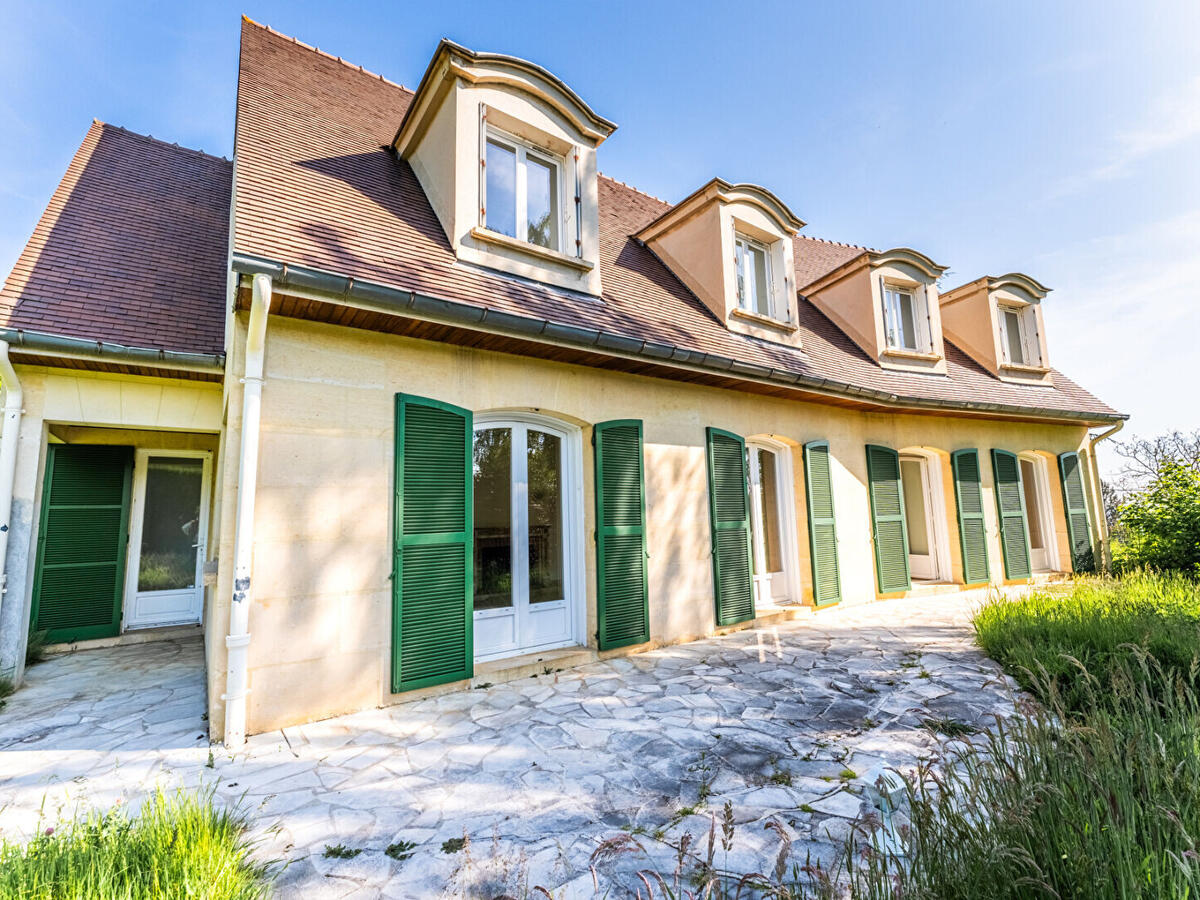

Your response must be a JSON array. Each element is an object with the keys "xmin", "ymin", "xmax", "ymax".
[
  {"xmin": 0, "ymin": 789, "xmax": 272, "ymax": 900},
  {"xmin": 1113, "ymin": 461, "xmax": 1200, "ymax": 575}
]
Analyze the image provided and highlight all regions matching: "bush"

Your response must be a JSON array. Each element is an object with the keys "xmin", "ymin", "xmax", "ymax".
[
  {"xmin": 0, "ymin": 789, "xmax": 272, "ymax": 900},
  {"xmin": 1113, "ymin": 461, "xmax": 1200, "ymax": 575}
]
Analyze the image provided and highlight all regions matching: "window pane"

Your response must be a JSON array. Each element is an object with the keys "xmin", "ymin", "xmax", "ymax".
[
  {"xmin": 527, "ymin": 430, "xmax": 563, "ymax": 604},
  {"xmin": 473, "ymin": 427, "xmax": 513, "ymax": 610},
  {"xmin": 1004, "ymin": 310, "xmax": 1025, "ymax": 364},
  {"xmin": 525, "ymin": 155, "xmax": 558, "ymax": 249},
  {"xmin": 735, "ymin": 240, "xmax": 749, "ymax": 308},
  {"xmin": 485, "ymin": 139, "xmax": 517, "ymax": 238},
  {"xmin": 138, "ymin": 457, "xmax": 203, "ymax": 592},
  {"xmin": 1021, "ymin": 460, "xmax": 1045, "ymax": 550},
  {"xmin": 751, "ymin": 244, "xmax": 770, "ymax": 317},
  {"xmin": 900, "ymin": 459, "xmax": 930, "ymax": 556},
  {"xmin": 757, "ymin": 449, "xmax": 783, "ymax": 572},
  {"xmin": 898, "ymin": 292, "xmax": 917, "ymax": 349}
]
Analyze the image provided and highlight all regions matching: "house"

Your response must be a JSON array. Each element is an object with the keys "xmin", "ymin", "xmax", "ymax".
[{"xmin": 0, "ymin": 19, "xmax": 1125, "ymax": 747}]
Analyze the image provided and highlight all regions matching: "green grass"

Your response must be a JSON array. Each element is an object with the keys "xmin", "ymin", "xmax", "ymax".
[
  {"xmin": 0, "ymin": 789, "xmax": 272, "ymax": 900},
  {"xmin": 852, "ymin": 573, "xmax": 1200, "ymax": 899}
]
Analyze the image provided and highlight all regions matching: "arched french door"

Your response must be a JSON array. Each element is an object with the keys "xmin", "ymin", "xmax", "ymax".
[
  {"xmin": 746, "ymin": 439, "xmax": 800, "ymax": 607},
  {"xmin": 472, "ymin": 414, "xmax": 585, "ymax": 662}
]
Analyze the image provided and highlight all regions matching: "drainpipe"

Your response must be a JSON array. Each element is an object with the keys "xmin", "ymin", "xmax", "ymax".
[
  {"xmin": 223, "ymin": 274, "xmax": 271, "ymax": 748},
  {"xmin": 0, "ymin": 343, "xmax": 23, "ymax": 663},
  {"xmin": 1086, "ymin": 420, "xmax": 1125, "ymax": 573}
]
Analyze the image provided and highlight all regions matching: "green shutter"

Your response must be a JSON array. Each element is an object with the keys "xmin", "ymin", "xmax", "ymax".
[
  {"xmin": 1058, "ymin": 451, "xmax": 1094, "ymax": 573},
  {"xmin": 802, "ymin": 441, "xmax": 841, "ymax": 607},
  {"xmin": 30, "ymin": 445, "xmax": 133, "ymax": 643},
  {"xmin": 594, "ymin": 420, "xmax": 649, "ymax": 650},
  {"xmin": 866, "ymin": 444, "xmax": 911, "ymax": 593},
  {"xmin": 706, "ymin": 428, "xmax": 755, "ymax": 626},
  {"xmin": 392, "ymin": 394, "xmax": 473, "ymax": 693},
  {"xmin": 991, "ymin": 449, "xmax": 1032, "ymax": 580},
  {"xmin": 951, "ymin": 449, "xmax": 991, "ymax": 585}
]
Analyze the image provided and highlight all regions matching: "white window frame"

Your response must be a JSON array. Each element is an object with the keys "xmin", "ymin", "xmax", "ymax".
[
  {"xmin": 734, "ymin": 232, "xmax": 778, "ymax": 320},
  {"xmin": 998, "ymin": 304, "xmax": 1041, "ymax": 367},
  {"xmin": 881, "ymin": 281, "xmax": 931, "ymax": 353},
  {"xmin": 481, "ymin": 127, "xmax": 564, "ymax": 253}
]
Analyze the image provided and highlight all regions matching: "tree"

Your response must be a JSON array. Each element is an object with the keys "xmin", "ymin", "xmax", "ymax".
[
  {"xmin": 1113, "ymin": 429, "xmax": 1200, "ymax": 490},
  {"xmin": 1113, "ymin": 461, "xmax": 1200, "ymax": 575}
]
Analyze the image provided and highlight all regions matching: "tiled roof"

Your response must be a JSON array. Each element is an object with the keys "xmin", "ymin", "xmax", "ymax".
[
  {"xmin": 0, "ymin": 122, "xmax": 230, "ymax": 354},
  {"xmin": 233, "ymin": 20, "xmax": 1119, "ymax": 420}
]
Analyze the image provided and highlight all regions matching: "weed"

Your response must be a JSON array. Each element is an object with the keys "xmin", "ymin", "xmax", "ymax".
[
  {"xmin": 799, "ymin": 803, "xmax": 816, "ymax": 813},
  {"xmin": 473, "ymin": 682, "xmax": 493, "ymax": 690},
  {"xmin": 441, "ymin": 837, "xmax": 466, "ymax": 854},
  {"xmin": 322, "ymin": 844, "xmax": 361, "ymax": 859},
  {"xmin": 206, "ymin": 749, "xmax": 214, "ymax": 769},
  {"xmin": 24, "ymin": 630, "xmax": 49, "ymax": 667},
  {"xmin": 385, "ymin": 840, "xmax": 416, "ymax": 861},
  {"xmin": 768, "ymin": 771, "xmax": 793, "ymax": 787},
  {"xmin": 838, "ymin": 768, "xmax": 857, "ymax": 780},
  {"xmin": 0, "ymin": 677, "xmax": 13, "ymax": 711},
  {"xmin": 923, "ymin": 717, "xmax": 979, "ymax": 738}
]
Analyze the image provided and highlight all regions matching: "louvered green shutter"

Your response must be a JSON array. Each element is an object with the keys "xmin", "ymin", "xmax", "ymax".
[
  {"xmin": 392, "ymin": 394, "xmax": 473, "ymax": 693},
  {"xmin": 803, "ymin": 441, "xmax": 841, "ymax": 607},
  {"xmin": 866, "ymin": 444, "xmax": 911, "ymax": 593},
  {"xmin": 706, "ymin": 428, "xmax": 755, "ymax": 626},
  {"xmin": 594, "ymin": 420, "xmax": 649, "ymax": 649},
  {"xmin": 1058, "ymin": 451, "xmax": 1094, "ymax": 573},
  {"xmin": 30, "ymin": 445, "xmax": 133, "ymax": 643},
  {"xmin": 951, "ymin": 449, "xmax": 991, "ymax": 585},
  {"xmin": 991, "ymin": 449, "xmax": 1032, "ymax": 580}
]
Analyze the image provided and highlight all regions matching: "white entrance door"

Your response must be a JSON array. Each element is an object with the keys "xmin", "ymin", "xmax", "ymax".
[
  {"xmin": 1020, "ymin": 457, "xmax": 1052, "ymax": 571},
  {"xmin": 900, "ymin": 456, "xmax": 939, "ymax": 581},
  {"xmin": 472, "ymin": 418, "xmax": 581, "ymax": 662},
  {"xmin": 123, "ymin": 451, "xmax": 211, "ymax": 629},
  {"xmin": 747, "ymin": 444, "xmax": 793, "ymax": 606}
]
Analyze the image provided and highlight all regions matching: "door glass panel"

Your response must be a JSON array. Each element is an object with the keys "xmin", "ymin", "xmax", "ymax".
[
  {"xmin": 485, "ymin": 139, "xmax": 517, "ymax": 239},
  {"xmin": 757, "ymin": 449, "xmax": 783, "ymax": 573},
  {"xmin": 1021, "ymin": 460, "xmax": 1045, "ymax": 550},
  {"xmin": 527, "ymin": 430, "xmax": 563, "ymax": 604},
  {"xmin": 900, "ymin": 459, "xmax": 930, "ymax": 556},
  {"xmin": 473, "ymin": 427, "xmax": 513, "ymax": 610},
  {"xmin": 138, "ymin": 457, "xmax": 203, "ymax": 592}
]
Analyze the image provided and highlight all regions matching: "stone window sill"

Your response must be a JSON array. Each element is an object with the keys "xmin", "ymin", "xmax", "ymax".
[
  {"xmin": 730, "ymin": 307, "xmax": 798, "ymax": 333},
  {"xmin": 882, "ymin": 347, "xmax": 942, "ymax": 363},
  {"xmin": 1000, "ymin": 361, "xmax": 1051, "ymax": 375},
  {"xmin": 470, "ymin": 226, "xmax": 594, "ymax": 273}
]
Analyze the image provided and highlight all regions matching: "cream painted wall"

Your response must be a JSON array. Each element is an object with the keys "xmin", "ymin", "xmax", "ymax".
[
  {"xmin": 207, "ymin": 312, "xmax": 1093, "ymax": 739},
  {"xmin": 0, "ymin": 368, "xmax": 223, "ymax": 681}
]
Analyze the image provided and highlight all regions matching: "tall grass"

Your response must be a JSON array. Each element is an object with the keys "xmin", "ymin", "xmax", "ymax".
[
  {"xmin": 851, "ymin": 573, "xmax": 1200, "ymax": 899},
  {"xmin": 0, "ymin": 789, "xmax": 272, "ymax": 900}
]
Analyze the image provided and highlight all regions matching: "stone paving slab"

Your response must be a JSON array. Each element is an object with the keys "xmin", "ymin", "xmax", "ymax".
[{"xmin": 0, "ymin": 594, "xmax": 1019, "ymax": 897}]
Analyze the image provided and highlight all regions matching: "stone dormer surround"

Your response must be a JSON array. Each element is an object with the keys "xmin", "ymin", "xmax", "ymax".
[
  {"xmin": 635, "ymin": 179, "xmax": 805, "ymax": 347},
  {"xmin": 801, "ymin": 247, "xmax": 949, "ymax": 375},
  {"xmin": 940, "ymin": 273, "xmax": 1053, "ymax": 386},
  {"xmin": 393, "ymin": 40, "xmax": 616, "ymax": 296}
]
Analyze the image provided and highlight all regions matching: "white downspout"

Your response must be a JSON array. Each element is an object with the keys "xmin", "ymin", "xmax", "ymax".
[
  {"xmin": 223, "ymin": 273, "xmax": 271, "ymax": 748},
  {"xmin": 1086, "ymin": 420, "xmax": 1125, "ymax": 573},
  {"xmin": 0, "ymin": 343, "xmax": 23, "ymax": 661}
]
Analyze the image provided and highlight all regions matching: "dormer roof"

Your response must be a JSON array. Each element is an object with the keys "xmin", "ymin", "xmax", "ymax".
[
  {"xmin": 943, "ymin": 272, "xmax": 1050, "ymax": 305},
  {"xmin": 393, "ymin": 39, "xmax": 616, "ymax": 157},
  {"xmin": 636, "ymin": 179, "xmax": 805, "ymax": 243}
]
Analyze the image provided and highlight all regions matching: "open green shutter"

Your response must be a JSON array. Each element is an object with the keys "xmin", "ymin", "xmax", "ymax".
[
  {"xmin": 866, "ymin": 444, "xmax": 911, "ymax": 593},
  {"xmin": 991, "ymin": 449, "xmax": 1032, "ymax": 580},
  {"xmin": 951, "ymin": 449, "xmax": 991, "ymax": 585},
  {"xmin": 594, "ymin": 420, "xmax": 649, "ymax": 649},
  {"xmin": 803, "ymin": 441, "xmax": 841, "ymax": 607},
  {"xmin": 392, "ymin": 394, "xmax": 473, "ymax": 693},
  {"xmin": 1058, "ymin": 451, "xmax": 1094, "ymax": 573},
  {"xmin": 30, "ymin": 445, "xmax": 133, "ymax": 643},
  {"xmin": 706, "ymin": 428, "xmax": 754, "ymax": 626}
]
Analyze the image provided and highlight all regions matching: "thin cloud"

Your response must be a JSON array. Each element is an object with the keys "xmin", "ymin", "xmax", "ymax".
[{"xmin": 1053, "ymin": 75, "xmax": 1200, "ymax": 197}]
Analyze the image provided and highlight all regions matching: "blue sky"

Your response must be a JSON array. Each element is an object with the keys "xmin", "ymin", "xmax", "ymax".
[{"xmin": 2, "ymin": 1, "xmax": 1197, "ymax": 475}]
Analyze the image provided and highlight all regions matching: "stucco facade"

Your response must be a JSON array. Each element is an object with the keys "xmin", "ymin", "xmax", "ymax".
[{"xmin": 198, "ymin": 312, "xmax": 1096, "ymax": 739}]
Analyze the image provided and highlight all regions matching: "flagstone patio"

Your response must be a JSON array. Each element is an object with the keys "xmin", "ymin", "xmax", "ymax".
[{"xmin": 0, "ymin": 593, "xmax": 1019, "ymax": 898}]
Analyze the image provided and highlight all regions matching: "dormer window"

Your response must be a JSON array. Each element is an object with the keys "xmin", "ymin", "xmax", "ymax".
[
  {"xmin": 999, "ymin": 304, "xmax": 1041, "ymax": 367},
  {"xmin": 881, "ymin": 282, "xmax": 931, "ymax": 354},
  {"xmin": 734, "ymin": 234, "xmax": 773, "ymax": 318},
  {"xmin": 484, "ymin": 130, "xmax": 561, "ymax": 252}
]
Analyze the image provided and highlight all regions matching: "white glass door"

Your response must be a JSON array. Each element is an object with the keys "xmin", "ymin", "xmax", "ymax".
[
  {"xmin": 124, "ymin": 451, "xmax": 210, "ymax": 629},
  {"xmin": 1020, "ymin": 457, "xmax": 1051, "ymax": 571},
  {"xmin": 747, "ymin": 444, "xmax": 792, "ymax": 606},
  {"xmin": 472, "ymin": 420, "xmax": 578, "ymax": 661},
  {"xmin": 900, "ymin": 456, "xmax": 939, "ymax": 581}
]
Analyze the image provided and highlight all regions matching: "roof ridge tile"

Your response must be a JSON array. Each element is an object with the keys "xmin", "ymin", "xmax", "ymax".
[
  {"xmin": 598, "ymin": 173, "xmax": 669, "ymax": 206},
  {"xmin": 90, "ymin": 120, "xmax": 231, "ymax": 164},
  {"xmin": 243, "ymin": 16, "xmax": 411, "ymax": 94}
]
